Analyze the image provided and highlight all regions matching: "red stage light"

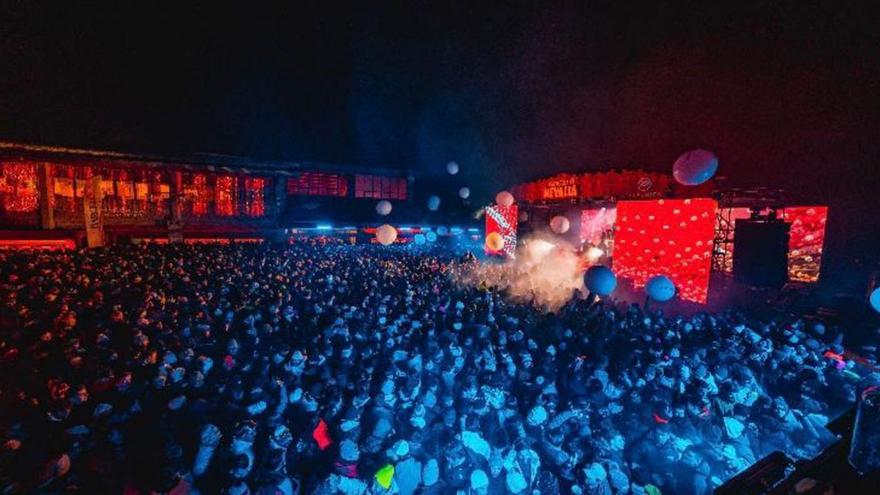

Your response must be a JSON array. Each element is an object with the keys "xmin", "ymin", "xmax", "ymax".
[{"xmin": 614, "ymin": 199, "xmax": 716, "ymax": 303}]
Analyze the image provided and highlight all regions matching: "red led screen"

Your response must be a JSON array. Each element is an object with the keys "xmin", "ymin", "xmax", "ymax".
[
  {"xmin": 485, "ymin": 204, "xmax": 518, "ymax": 258},
  {"xmin": 614, "ymin": 198, "xmax": 716, "ymax": 303},
  {"xmin": 782, "ymin": 206, "xmax": 827, "ymax": 282}
]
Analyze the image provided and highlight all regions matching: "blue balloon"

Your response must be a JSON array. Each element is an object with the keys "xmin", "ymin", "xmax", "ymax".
[
  {"xmin": 426, "ymin": 231, "xmax": 438, "ymax": 242},
  {"xmin": 871, "ymin": 288, "xmax": 880, "ymax": 313},
  {"xmin": 646, "ymin": 275, "xmax": 676, "ymax": 302},
  {"xmin": 414, "ymin": 234, "xmax": 426, "ymax": 245},
  {"xmin": 427, "ymin": 195, "xmax": 441, "ymax": 211},
  {"xmin": 584, "ymin": 265, "xmax": 616, "ymax": 296},
  {"xmin": 436, "ymin": 226, "xmax": 449, "ymax": 236}
]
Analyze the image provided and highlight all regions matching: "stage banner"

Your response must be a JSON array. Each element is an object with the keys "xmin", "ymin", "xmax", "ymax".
[
  {"xmin": 541, "ymin": 174, "xmax": 578, "ymax": 200},
  {"xmin": 485, "ymin": 204, "xmax": 518, "ymax": 258},
  {"xmin": 83, "ymin": 175, "xmax": 104, "ymax": 248}
]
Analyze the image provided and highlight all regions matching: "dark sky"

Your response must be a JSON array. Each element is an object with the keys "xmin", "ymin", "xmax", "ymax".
[{"xmin": 1, "ymin": 1, "xmax": 879, "ymax": 276}]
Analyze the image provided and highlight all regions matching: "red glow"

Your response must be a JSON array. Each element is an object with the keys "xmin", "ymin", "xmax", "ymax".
[
  {"xmin": 0, "ymin": 162, "xmax": 39, "ymax": 213},
  {"xmin": 191, "ymin": 174, "xmax": 208, "ymax": 215},
  {"xmin": 782, "ymin": 206, "xmax": 827, "ymax": 282},
  {"xmin": 312, "ymin": 419, "xmax": 333, "ymax": 450},
  {"xmin": 0, "ymin": 239, "xmax": 76, "ymax": 250},
  {"xmin": 244, "ymin": 177, "xmax": 266, "ymax": 216},
  {"xmin": 613, "ymin": 199, "xmax": 716, "ymax": 303},
  {"xmin": 485, "ymin": 205, "xmax": 518, "ymax": 257},
  {"xmin": 214, "ymin": 175, "xmax": 236, "ymax": 216}
]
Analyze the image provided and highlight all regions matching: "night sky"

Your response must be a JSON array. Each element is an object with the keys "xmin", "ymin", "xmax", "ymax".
[{"xmin": 1, "ymin": 1, "xmax": 879, "ymax": 281}]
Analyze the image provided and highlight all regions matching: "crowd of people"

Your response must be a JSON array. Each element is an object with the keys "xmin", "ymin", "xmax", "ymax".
[{"xmin": 0, "ymin": 241, "xmax": 873, "ymax": 494}]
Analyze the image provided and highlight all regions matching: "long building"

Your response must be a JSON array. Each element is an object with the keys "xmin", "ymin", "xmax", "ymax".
[{"xmin": 0, "ymin": 142, "xmax": 413, "ymax": 246}]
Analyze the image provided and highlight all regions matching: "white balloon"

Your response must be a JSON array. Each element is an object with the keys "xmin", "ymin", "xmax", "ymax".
[
  {"xmin": 375, "ymin": 200, "xmax": 392, "ymax": 216},
  {"xmin": 673, "ymin": 149, "xmax": 719, "ymax": 186},
  {"xmin": 427, "ymin": 195, "xmax": 441, "ymax": 211},
  {"xmin": 375, "ymin": 224, "xmax": 398, "ymax": 246},
  {"xmin": 446, "ymin": 161, "xmax": 460, "ymax": 175},
  {"xmin": 495, "ymin": 191, "xmax": 514, "ymax": 207},
  {"xmin": 550, "ymin": 215, "xmax": 570, "ymax": 234},
  {"xmin": 458, "ymin": 187, "xmax": 470, "ymax": 199}
]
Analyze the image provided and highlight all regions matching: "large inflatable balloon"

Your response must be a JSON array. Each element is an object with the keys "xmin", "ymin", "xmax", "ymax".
[
  {"xmin": 375, "ymin": 200, "xmax": 392, "ymax": 216},
  {"xmin": 458, "ymin": 187, "xmax": 470, "ymax": 199},
  {"xmin": 426, "ymin": 231, "xmax": 438, "ymax": 242},
  {"xmin": 436, "ymin": 226, "xmax": 449, "ymax": 236},
  {"xmin": 485, "ymin": 232, "xmax": 505, "ymax": 251},
  {"xmin": 427, "ymin": 195, "xmax": 441, "ymax": 211},
  {"xmin": 550, "ymin": 215, "xmax": 570, "ymax": 234},
  {"xmin": 673, "ymin": 149, "xmax": 719, "ymax": 186},
  {"xmin": 584, "ymin": 265, "xmax": 616, "ymax": 296},
  {"xmin": 495, "ymin": 191, "xmax": 515, "ymax": 207},
  {"xmin": 646, "ymin": 275, "xmax": 676, "ymax": 302},
  {"xmin": 375, "ymin": 224, "xmax": 398, "ymax": 246},
  {"xmin": 871, "ymin": 288, "xmax": 880, "ymax": 313},
  {"xmin": 414, "ymin": 233, "xmax": 426, "ymax": 245},
  {"xmin": 446, "ymin": 161, "xmax": 459, "ymax": 175}
]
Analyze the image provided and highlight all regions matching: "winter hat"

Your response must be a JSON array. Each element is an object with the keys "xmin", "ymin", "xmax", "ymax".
[
  {"xmin": 527, "ymin": 405, "xmax": 548, "ymax": 426},
  {"xmin": 422, "ymin": 459, "xmax": 439, "ymax": 486},
  {"xmin": 340, "ymin": 439, "xmax": 360, "ymax": 462},
  {"xmin": 386, "ymin": 440, "xmax": 409, "ymax": 460},
  {"xmin": 373, "ymin": 417, "xmax": 393, "ymax": 439},
  {"xmin": 723, "ymin": 417, "xmax": 745, "ymax": 439},
  {"xmin": 506, "ymin": 471, "xmax": 528, "ymax": 493},
  {"xmin": 470, "ymin": 469, "xmax": 489, "ymax": 489},
  {"xmin": 461, "ymin": 431, "xmax": 491, "ymax": 460},
  {"xmin": 585, "ymin": 462, "xmax": 607, "ymax": 482}
]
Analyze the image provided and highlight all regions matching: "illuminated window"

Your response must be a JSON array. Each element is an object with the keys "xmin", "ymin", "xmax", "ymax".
[
  {"xmin": 244, "ymin": 177, "xmax": 266, "ymax": 216},
  {"xmin": 287, "ymin": 173, "xmax": 348, "ymax": 196},
  {"xmin": 354, "ymin": 175, "xmax": 407, "ymax": 200},
  {"xmin": 214, "ymin": 175, "xmax": 236, "ymax": 216},
  {"xmin": 0, "ymin": 162, "xmax": 39, "ymax": 213},
  {"xmin": 187, "ymin": 174, "xmax": 209, "ymax": 216}
]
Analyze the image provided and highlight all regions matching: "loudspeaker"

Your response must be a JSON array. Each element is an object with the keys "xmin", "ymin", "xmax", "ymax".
[{"xmin": 733, "ymin": 220, "xmax": 790, "ymax": 288}]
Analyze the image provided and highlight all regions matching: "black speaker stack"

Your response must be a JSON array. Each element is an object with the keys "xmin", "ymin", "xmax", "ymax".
[{"xmin": 732, "ymin": 218, "xmax": 790, "ymax": 289}]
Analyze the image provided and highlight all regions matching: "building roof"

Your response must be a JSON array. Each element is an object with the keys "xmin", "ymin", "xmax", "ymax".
[{"xmin": 0, "ymin": 141, "xmax": 409, "ymax": 177}]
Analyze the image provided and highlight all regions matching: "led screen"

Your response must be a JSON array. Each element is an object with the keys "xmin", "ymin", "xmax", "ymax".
[{"xmin": 614, "ymin": 198, "xmax": 716, "ymax": 303}]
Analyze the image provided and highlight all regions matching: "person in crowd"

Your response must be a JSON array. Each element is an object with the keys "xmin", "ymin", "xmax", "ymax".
[{"xmin": 0, "ymin": 241, "xmax": 874, "ymax": 494}]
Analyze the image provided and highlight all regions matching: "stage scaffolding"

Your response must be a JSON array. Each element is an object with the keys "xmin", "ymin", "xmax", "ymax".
[{"xmin": 711, "ymin": 187, "xmax": 785, "ymax": 273}]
